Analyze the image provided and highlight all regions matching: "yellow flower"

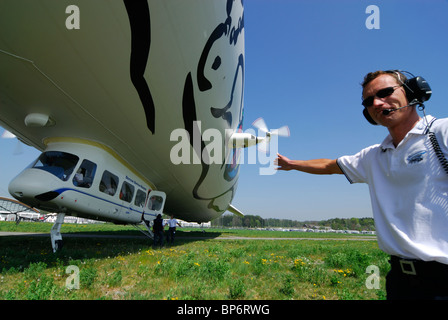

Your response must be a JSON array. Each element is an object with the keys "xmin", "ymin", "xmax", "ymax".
[{"xmin": 294, "ymin": 258, "xmax": 306, "ymax": 266}]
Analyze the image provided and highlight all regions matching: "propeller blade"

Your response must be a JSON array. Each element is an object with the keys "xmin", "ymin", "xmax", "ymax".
[
  {"xmin": 1, "ymin": 130, "xmax": 16, "ymax": 139},
  {"xmin": 2, "ymin": 130, "xmax": 23, "ymax": 155},
  {"xmin": 252, "ymin": 117, "xmax": 268, "ymax": 133},
  {"xmin": 257, "ymin": 139, "xmax": 269, "ymax": 153},
  {"xmin": 13, "ymin": 142, "xmax": 23, "ymax": 155},
  {"xmin": 273, "ymin": 125, "xmax": 290, "ymax": 137}
]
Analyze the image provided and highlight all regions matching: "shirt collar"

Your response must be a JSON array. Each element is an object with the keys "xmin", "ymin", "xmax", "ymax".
[{"xmin": 380, "ymin": 115, "xmax": 435, "ymax": 151}]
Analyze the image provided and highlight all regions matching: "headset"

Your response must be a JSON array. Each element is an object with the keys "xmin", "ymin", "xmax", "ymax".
[{"xmin": 362, "ymin": 70, "xmax": 432, "ymax": 125}]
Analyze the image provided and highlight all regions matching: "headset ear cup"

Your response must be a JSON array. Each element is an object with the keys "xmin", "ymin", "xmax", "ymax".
[
  {"xmin": 405, "ymin": 76, "xmax": 432, "ymax": 103},
  {"xmin": 363, "ymin": 108, "xmax": 378, "ymax": 125}
]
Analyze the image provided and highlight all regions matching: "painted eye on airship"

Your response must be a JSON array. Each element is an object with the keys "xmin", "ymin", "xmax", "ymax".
[{"xmin": 212, "ymin": 56, "xmax": 221, "ymax": 70}]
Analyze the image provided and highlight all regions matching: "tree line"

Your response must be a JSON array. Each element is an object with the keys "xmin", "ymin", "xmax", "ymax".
[{"xmin": 211, "ymin": 214, "xmax": 375, "ymax": 231}]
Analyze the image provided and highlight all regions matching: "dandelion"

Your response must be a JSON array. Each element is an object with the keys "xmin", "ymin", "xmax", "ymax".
[
  {"xmin": 243, "ymin": 261, "xmax": 250, "ymax": 265},
  {"xmin": 194, "ymin": 262, "xmax": 200, "ymax": 267},
  {"xmin": 293, "ymin": 258, "xmax": 306, "ymax": 267}
]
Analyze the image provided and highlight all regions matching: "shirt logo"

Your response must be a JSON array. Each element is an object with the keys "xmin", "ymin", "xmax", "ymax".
[{"xmin": 407, "ymin": 150, "xmax": 427, "ymax": 164}]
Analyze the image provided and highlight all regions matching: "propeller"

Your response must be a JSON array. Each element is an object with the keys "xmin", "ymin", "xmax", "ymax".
[
  {"xmin": 1, "ymin": 130, "xmax": 16, "ymax": 139},
  {"xmin": 252, "ymin": 117, "xmax": 290, "ymax": 153},
  {"xmin": 1, "ymin": 129, "xmax": 23, "ymax": 155}
]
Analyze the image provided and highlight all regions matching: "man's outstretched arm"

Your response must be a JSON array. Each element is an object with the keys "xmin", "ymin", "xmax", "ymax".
[{"xmin": 275, "ymin": 153, "xmax": 343, "ymax": 175}]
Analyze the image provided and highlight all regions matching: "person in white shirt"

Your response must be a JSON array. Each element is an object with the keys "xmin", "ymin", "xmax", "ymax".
[
  {"xmin": 166, "ymin": 215, "xmax": 182, "ymax": 245},
  {"xmin": 275, "ymin": 70, "xmax": 448, "ymax": 300}
]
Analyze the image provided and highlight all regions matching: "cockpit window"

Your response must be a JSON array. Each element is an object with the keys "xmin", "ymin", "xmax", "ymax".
[{"xmin": 32, "ymin": 151, "xmax": 79, "ymax": 181}]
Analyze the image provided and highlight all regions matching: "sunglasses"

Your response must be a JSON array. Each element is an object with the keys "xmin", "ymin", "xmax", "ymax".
[{"xmin": 362, "ymin": 85, "xmax": 402, "ymax": 107}]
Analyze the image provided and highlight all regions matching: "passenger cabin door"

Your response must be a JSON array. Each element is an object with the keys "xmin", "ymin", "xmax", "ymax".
[{"xmin": 143, "ymin": 190, "xmax": 166, "ymax": 221}]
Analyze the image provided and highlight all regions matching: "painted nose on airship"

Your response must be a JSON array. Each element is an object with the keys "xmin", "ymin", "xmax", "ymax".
[{"xmin": 8, "ymin": 168, "xmax": 61, "ymax": 209}]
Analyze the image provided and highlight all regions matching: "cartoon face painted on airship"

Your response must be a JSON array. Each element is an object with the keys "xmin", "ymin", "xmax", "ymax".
[{"xmin": 181, "ymin": 0, "xmax": 245, "ymax": 215}]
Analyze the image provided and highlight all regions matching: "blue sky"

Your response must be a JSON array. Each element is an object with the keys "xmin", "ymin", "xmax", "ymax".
[
  {"xmin": 1, "ymin": 0, "xmax": 448, "ymax": 221},
  {"xmin": 233, "ymin": 0, "xmax": 448, "ymax": 221}
]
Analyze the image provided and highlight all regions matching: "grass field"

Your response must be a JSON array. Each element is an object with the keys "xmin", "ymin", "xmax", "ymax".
[{"xmin": 0, "ymin": 221, "xmax": 389, "ymax": 300}]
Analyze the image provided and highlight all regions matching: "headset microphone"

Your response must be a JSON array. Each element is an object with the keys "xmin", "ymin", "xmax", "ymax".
[{"xmin": 382, "ymin": 100, "xmax": 420, "ymax": 115}]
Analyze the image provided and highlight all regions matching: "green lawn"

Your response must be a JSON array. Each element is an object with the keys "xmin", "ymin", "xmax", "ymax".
[{"xmin": 0, "ymin": 221, "xmax": 388, "ymax": 300}]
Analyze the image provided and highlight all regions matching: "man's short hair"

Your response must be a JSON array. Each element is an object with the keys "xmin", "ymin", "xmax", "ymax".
[{"xmin": 361, "ymin": 70, "xmax": 408, "ymax": 90}]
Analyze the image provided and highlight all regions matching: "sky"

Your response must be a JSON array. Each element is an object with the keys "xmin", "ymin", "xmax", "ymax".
[{"xmin": 1, "ymin": 0, "xmax": 448, "ymax": 222}]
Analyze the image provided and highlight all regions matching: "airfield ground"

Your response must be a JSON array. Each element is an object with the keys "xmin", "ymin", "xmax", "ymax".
[{"xmin": 0, "ymin": 221, "xmax": 387, "ymax": 301}]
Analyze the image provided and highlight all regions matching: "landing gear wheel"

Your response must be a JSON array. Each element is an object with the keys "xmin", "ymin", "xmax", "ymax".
[{"xmin": 55, "ymin": 240, "xmax": 64, "ymax": 251}]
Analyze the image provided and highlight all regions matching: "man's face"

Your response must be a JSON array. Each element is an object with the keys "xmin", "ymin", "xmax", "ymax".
[{"xmin": 363, "ymin": 74, "xmax": 409, "ymax": 126}]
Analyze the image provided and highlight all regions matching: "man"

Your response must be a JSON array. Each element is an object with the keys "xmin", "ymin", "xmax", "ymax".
[
  {"xmin": 166, "ymin": 215, "xmax": 182, "ymax": 245},
  {"xmin": 152, "ymin": 214, "xmax": 165, "ymax": 248},
  {"xmin": 275, "ymin": 70, "xmax": 448, "ymax": 299}
]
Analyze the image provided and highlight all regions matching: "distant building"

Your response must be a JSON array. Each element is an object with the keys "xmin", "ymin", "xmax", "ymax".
[
  {"xmin": 176, "ymin": 219, "xmax": 211, "ymax": 228},
  {"xmin": 0, "ymin": 197, "xmax": 42, "ymax": 221},
  {"xmin": 44, "ymin": 214, "xmax": 103, "ymax": 224}
]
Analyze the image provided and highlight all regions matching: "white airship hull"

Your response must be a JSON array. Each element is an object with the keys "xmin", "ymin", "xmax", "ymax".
[{"xmin": 0, "ymin": 0, "xmax": 245, "ymax": 224}]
